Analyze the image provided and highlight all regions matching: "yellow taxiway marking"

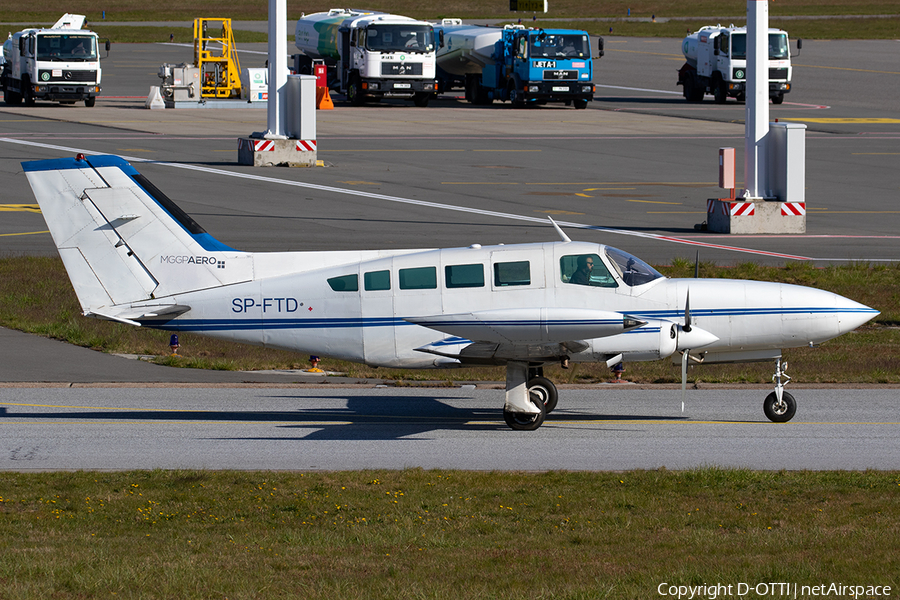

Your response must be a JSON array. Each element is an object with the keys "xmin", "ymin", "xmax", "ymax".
[
  {"xmin": 794, "ymin": 64, "xmax": 900, "ymax": 76},
  {"xmin": 575, "ymin": 193, "xmax": 592, "ymax": 198},
  {"xmin": 0, "ymin": 204, "xmax": 41, "ymax": 213},
  {"xmin": 583, "ymin": 187, "xmax": 637, "ymax": 191},
  {"xmin": 627, "ymin": 199, "xmax": 682, "ymax": 205},
  {"xmin": 0, "ymin": 230, "xmax": 49, "ymax": 237},
  {"xmin": 780, "ymin": 118, "xmax": 900, "ymax": 124}
]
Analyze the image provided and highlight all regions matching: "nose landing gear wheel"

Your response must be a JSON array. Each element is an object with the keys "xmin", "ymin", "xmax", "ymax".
[{"xmin": 763, "ymin": 391, "xmax": 796, "ymax": 422}]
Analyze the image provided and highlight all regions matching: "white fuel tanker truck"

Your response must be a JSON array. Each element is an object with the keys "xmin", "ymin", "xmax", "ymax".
[
  {"xmin": 677, "ymin": 24, "xmax": 800, "ymax": 104},
  {"xmin": 294, "ymin": 9, "xmax": 437, "ymax": 106},
  {"xmin": 2, "ymin": 13, "xmax": 109, "ymax": 107}
]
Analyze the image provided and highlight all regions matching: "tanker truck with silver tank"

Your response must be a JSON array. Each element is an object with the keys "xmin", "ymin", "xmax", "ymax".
[
  {"xmin": 2, "ymin": 13, "xmax": 109, "ymax": 107},
  {"xmin": 434, "ymin": 20, "xmax": 597, "ymax": 108},
  {"xmin": 294, "ymin": 9, "xmax": 437, "ymax": 106},
  {"xmin": 677, "ymin": 24, "xmax": 799, "ymax": 104}
]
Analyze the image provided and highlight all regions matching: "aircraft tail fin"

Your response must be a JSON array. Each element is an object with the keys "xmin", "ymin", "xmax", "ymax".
[{"xmin": 23, "ymin": 155, "xmax": 252, "ymax": 317}]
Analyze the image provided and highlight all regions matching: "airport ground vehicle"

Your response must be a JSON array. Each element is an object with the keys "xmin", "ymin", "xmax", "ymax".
[
  {"xmin": 1, "ymin": 13, "xmax": 109, "ymax": 107},
  {"xmin": 434, "ymin": 20, "xmax": 597, "ymax": 108},
  {"xmin": 677, "ymin": 24, "xmax": 798, "ymax": 104},
  {"xmin": 294, "ymin": 8, "xmax": 437, "ymax": 106}
]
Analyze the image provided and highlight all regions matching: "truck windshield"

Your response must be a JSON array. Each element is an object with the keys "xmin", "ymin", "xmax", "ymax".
[
  {"xmin": 37, "ymin": 34, "xmax": 97, "ymax": 61},
  {"xmin": 730, "ymin": 33, "xmax": 789, "ymax": 60},
  {"xmin": 365, "ymin": 24, "xmax": 434, "ymax": 53},
  {"xmin": 529, "ymin": 33, "xmax": 590, "ymax": 59}
]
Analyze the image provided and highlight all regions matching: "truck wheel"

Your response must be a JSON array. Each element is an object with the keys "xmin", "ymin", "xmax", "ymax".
[
  {"xmin": 347, "ymin": 76, "xmax": 364, "ymax": 106},
  {"xmin": 22, "ymin": 78, "xmax": 35, "ymax": 106},
  {"xmin": 771, "ymin": 93, "xmax": 784, "ymax": 105},
  {"xmin": 713, "ymin": 79, "xmax": 727, "ymax": 104},
  {"xmin": 507, "ymin": 80, "xmax": 524, "ymax": 107},
  {"xmin": 573, "ymin": 99, "xmax": 588, "ymax": 109},
  {"xmin": 85, "ymin": 97, "xmax": 96, "ymax": 107}
]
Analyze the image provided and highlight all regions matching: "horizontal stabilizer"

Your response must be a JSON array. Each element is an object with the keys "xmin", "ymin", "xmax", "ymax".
[{"xmin": 406, "ymin": 308, "xmax": 643, "ymax": 344}]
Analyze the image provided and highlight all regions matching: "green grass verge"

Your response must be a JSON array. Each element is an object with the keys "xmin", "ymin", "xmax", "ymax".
[
  {"xmin": 0, "ymin": 469, "xmax": 898, "ymax": 598},
  {"xmin": 1, "ymin": 255, "xmax": 897, "ymax": 383}
]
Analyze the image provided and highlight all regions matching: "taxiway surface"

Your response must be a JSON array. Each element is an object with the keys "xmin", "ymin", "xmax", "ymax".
[{"xmin": 2, "ymin": 386, "xmax": 898, "ymax": 471}]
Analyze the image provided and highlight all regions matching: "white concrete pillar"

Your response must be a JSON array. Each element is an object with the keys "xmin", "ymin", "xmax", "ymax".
[
  {"xmin": 744, "ymin": 0, "xmax": 769, "ymax": 199},
  {"xmin": 265, "ymin": 0, "xmax": 288, "ymax": 139}
]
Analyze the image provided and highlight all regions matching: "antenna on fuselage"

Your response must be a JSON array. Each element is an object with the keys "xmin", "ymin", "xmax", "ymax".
[{"xmin": 548, "ymin": 217, "xmax": 571, "ymax": 243}]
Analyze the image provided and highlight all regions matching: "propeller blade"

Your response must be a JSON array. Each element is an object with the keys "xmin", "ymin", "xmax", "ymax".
[
  {"xmin": 694, "ymin": 250, "xmax": 700, "ymax": 278},
  {"xmin": 681, "ymin": 350, "xmax": 688, "ymax": 413},
  {"xmin": 683, "ymin": 290, "xmax": 692, "ymax": 333}
]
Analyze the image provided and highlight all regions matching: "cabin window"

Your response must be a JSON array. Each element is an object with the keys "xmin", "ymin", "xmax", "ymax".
[
  {"xmin": 560, "ymin": 254, "xmax": 617, "ymax": 288},
  {"xmin": 327, "ymin": 274, "xmax": 359, "ymax": 292},
  {"xmin": 445, "ymin": 263, "xmax": 484, "ymax": 289},
  {"xmin": 493, "ymin": 261, "xmax": 530, "ymax": 287},
  {"xmin": 364, "ymin": 269, "xmax": 390, "ymax": 291},
  {"xmin": 399, "ymin": 266, "xmax": 437, "ymax": 290}
]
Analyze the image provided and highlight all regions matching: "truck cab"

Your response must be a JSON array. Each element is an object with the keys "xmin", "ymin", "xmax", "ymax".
[
  {"xmin": 2, "ymin": 16, "xmax": 109, "ymax": 107},
  {"xmin": 494, "ymin": 27, "xmax": 594, "ymax": 108}
]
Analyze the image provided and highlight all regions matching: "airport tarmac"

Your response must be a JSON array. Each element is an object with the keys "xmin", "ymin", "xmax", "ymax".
[
  {"xmin": 2, "ymin": 386, "xmax": 899, "ymax": 470},
  {"xmin": 0, "ymin": 38, "xmax": 897, "ymax": 470}
]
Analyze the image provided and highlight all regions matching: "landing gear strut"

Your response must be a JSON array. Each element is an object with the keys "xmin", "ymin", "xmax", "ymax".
[{"xmin": 764, "ymin": 357, "xmax": 796, "ymax": 422}]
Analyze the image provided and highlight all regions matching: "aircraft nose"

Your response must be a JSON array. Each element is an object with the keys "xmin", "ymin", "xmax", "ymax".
[
  {"xmin": 781, "ymin": 283, "xmax": 879, "ymax": 343},
  {"xmin": 834, "ymin": 293, "xmax": 879, "ymax": 335}
]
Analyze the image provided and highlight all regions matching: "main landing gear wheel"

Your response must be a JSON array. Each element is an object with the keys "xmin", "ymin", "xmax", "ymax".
[
  {"xmin": 764, "ymin": 391, "xmax": 796, "ymax": 423},
  {"xmin": 527, "ymin": 376, "xmax": 558, "ymax": 414},
  {"xmin": 503, "ymin": 395, "xmax": 546, "ymax": 431}
]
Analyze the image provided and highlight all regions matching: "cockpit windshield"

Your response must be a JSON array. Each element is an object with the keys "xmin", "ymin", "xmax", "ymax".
[
  {"xmin": 37, "ymin": 34, "xmax": 97, "ymax": 61},
  {"xmin": 529, "ymin": 33, "xmax": 589, "ymax": 59},
  {"xmin": 365, "ymin": 24, "xmax": 434, "ymax": 53},
  {"xmin": 604, "ymin": 246, "xmax": 664, "ymax": 287}
]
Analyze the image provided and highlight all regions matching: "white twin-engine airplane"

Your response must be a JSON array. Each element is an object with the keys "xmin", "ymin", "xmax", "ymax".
[{"xmin": 25, "ymin": 155, "xmax": 878, "ymax": 430}]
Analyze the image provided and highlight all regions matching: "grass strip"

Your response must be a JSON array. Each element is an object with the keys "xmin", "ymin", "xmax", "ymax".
[{"xmin": 0, "ymin": 469, "xmax": 898, "ymax": 598}]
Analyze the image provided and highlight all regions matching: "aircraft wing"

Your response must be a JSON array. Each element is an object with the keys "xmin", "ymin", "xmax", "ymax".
[
  {"xmin": 405, "ymin": 308, "xmax": 644, "ymax": 344},
  {"xmin": 414, "ymin": 336, "xmax": 592, "ymax": 364}
]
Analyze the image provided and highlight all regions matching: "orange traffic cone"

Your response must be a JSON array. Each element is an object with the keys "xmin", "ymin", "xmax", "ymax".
[{"xmin": 316, "ymin": 86, "xmax": 334, "ymax": 110}]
